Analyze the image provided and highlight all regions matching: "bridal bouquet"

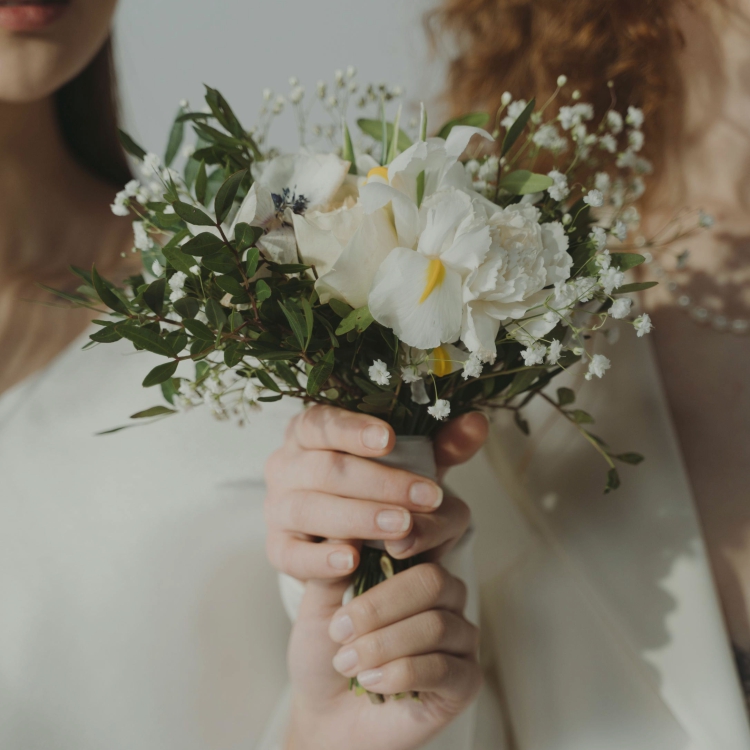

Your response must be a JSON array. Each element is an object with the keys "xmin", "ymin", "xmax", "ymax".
[{"xmin": 57, "ymin": 71, "xmax": 663, "ymax": 696}]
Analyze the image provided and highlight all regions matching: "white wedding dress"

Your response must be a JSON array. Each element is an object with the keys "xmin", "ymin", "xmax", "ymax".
[{"xmin": 3, "ymin": 323, "xmax": 750, "ymax": 749}]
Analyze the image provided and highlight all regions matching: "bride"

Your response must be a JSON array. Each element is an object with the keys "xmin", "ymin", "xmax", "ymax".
[{"xmin": 2, "ymin": 2, "xmax": 749, "ymax": 750}]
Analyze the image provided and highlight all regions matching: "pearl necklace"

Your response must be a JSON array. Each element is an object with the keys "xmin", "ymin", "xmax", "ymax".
[{"xmin": 651, "ymin": 257, "xmax": 750, "ymax": 335}]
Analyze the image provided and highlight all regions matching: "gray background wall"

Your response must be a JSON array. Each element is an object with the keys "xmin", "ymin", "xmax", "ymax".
[{"xmin": 114, "ymin": 0, "xmax": 447, "ymax": 156}]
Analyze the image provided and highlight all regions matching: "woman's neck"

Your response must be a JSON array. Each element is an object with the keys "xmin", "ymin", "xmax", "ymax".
[{"xmin": 0, "ymin": 95, "xmax": 127, "ymax": 279}]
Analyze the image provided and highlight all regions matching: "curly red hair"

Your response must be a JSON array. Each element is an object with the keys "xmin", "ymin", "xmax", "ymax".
[{"xmin": 428, "ymin": 0, "xmax": 725, "ymax": 187}]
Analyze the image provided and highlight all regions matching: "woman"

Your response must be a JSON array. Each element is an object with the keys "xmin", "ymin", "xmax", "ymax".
[
  {"xmin": 265, "ymin": 0, "xmax": 750, "ymax": 748},
  {"xmin": 0, "ymin": 2, "xmax": 484, "ymax": 748}
]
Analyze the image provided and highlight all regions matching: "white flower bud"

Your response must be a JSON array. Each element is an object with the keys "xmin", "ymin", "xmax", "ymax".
[{"xmin": 557, "ymin": 75, "xmax": 568, "ymax": 87}]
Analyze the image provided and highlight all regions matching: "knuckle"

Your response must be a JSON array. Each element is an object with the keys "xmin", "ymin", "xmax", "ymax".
[
  {"xmin": 349, "ymin": 594, "xmax": 380, "ymax": 632},
  {"xmin": 423, "ymin": 610, "xmax": 449, "ymax": 646},
  {"xmin": 396, "ymin": 658, "xmax": 419, "ymax": 688},
  {"xmin": 415, "ymin": 563, "xmax": 448, "ymax": 604},
  {"xmin": 359, "ymin": 631, "xmax": 386, "ymax": 665}
]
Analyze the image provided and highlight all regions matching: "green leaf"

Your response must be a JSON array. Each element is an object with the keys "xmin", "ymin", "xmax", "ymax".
[
  {"xmin": 342, "ymin": 121, "xmax": 357, "ymax": 175},
  {"xmin": 118, "ymin": 325, "xmax": 176, "ymax": 358},
  {"xmin": 205, "ymin": 298, "xmax": 227, "ymax": 330},
  {"xmin": 164, "ymin": 109, "xmax": 185, "ymax": 167},
  {"xmin": 569, "ymin": 409, "xmax": 595, "ymax": 424},
  {"xmin": 143, "ymin": 278, "xmax": 166, "ymax": 315},
  {"xmin": 613, "ymin": 452, "xmax": 645, "ymax": 465},
  {"xmin": 416, "ymin": 170, "xmax": 425, "ymax": 209},
  {"xmin": 610, "ymin": 253, "xmax": 646, "ymax": 271},
  {"xmin": 612, "ymin": 281, "xmax": 658, "ymax": 295},
  {"xmin": 255, "ymin": 279, "xmax": 271, "ymax": 303},
  {"xmin": 89, "ymin": 326, "xmax": 123, "ymax": 344},
  {"xmin": 165, "ymin": 330, "xmax": 188, "ymax": 354},
  {"xmin": 182, "ymin": 232, "xmax": 224, "ymax": 256},
  {"xmin": 357, "ymin": 118, "xmax": 412, "ymax": 152},
  {"xmin": 91, "ymin": 265, "xmax": 128, "ymax": 314},
  {"xmin": 223, "ymin": 344, "xmax": 245, "ymax": 368},
  {"xmin": 300, "ymin": 297, "xmax": 314, "ymax": 349},
  {"xmin": 386, "ymin": 104, "xmax": 403, "ymax": 163},
  {"xmin": 259, "ymin": 394, "xmax": 284, "ymax": 403},
  {"xmin": 501, "ymin": 98, "xmax": 535, "ymax": 157},
  {"xmin": 173, "ymin": 200, "xmax": 215, "ymax": 227},
  {"xmin": 279, "ymin": 300, "xmax": 308, "ymax": 350},
  {"xmin": 142, "ymin": 360, "xmax": 179, "ymax": 387},
  {"xmin": 256, "ymin": 370, "xmax": 281, "ymax": 393},
  {"xmin": 183, "ymin": 318, "xmax": 214, "ymax": 340},
  {"xmin": 161, "ymin": 377, "xmax": 179, "ymax": 405},
  {"xmin": 498, "ymin": 170, "xmax": 554, "ymax": 195},
  {"xmin": 163, "ymin": 247, "xmax": 197, "ymax": 275},
  {"xmin": 228, "ymin": 310, "xmax": 244, "ymax": 331},
  {"xmin": 118, "ymin": 129, "xmax": 146, "ymax": 160},
  {"xmin": 557, "ymin": 387, "xmax": 575, "ymax": 407},
  {"xmin": 506, "ymin": 368, "xmax": 540, "ymax": 398},
  {"xmin": 605, "ymin": 468, "xmax": 621, "ymax": 493},
  {"xmin": 130, "ymin": 406, "xmax": 177, "ymax": 419},
  {"xmin": 173, "ymin": 297, "xmax": 200, "ymax": 319},
  {"xmin": 214, "ymin": 169, "xmax": 247, "ymax": 224},
  {"xmin": 336, "ymin": 305, "xmax": 374, "ymax": 335},
  {"xmin": 245, "ymin": 247, "xmax": 260, "ymax": 277},
  {"xmin": 235, "ymin": 223, "xmax": 263, "ymax": 252},
  {"xmin": 275, "ymin": 362, "xmax": 300, "ymax": 388},
  {"xmin": 274, "ymin": 263, "xmax": 310, "ymax": 274},
  {"xmin": 514, "ymin": 411, "xmax": 530, "ymax": 435},
  {"xmin": 215, "ymin": 275, "xmax": 245, "ymax": 297},
  {"xmin": 195, "ymin": 160, "xmax": 208, "ymax": 205},
  {"xmin": 307, "ymin": 349, "xmax": 335, "ymax": 396},
  {"xmin": 329, "ymin": 299, "xmax": 353, "ymax": 318},
  {"xmin": 436, "ymin": 112, "xmax": 490, "ymax": 140},
  {"xmin": 201, "ymin": 250, "xmax": 236, "ymax": 275}
]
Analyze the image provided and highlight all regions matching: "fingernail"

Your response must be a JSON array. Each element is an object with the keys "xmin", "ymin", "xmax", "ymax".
[
  {"xmin": 329, "ymin": 614, "xmax": 354, "ymax": 643},
  {"xmin": 328, "ymin": 551, "xmax": 355, "ymax": 571},
  {"xmin": 332, "ymin": 648, "xmax": 359, "ymax": 674},
  {"xmin": 387, "ymin": 535, "xmax": 414, "ymax": 556},
  {"xmin": 362, "ymin": 424, "xmax": 389, "ymax": 451},
  {"xmin": 376, "ymin": 509, "xmax": 410, "ymax": 533},
  {"xmin": 410, "ymin": 481, "xmax": 443, "ymax": 508},
  {"xmin": 357, "ymin": 669, "xmax": 383, "ymax": 687}
]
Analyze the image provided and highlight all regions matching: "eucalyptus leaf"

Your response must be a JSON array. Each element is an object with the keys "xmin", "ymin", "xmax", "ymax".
[
  {"xmin": 501, "ymin": 98, "xmax": 535, "ymax": 157},
  {"xmin": 130, "ymin": 406, "xmax": 177, "ymax": 419},
  {"xmin": 118, "ymin": 129, "xmax": 146, "ymax": 160},
  {"xmin": 91, "ymin": 266, "xmax": 128, "ymax": 315},
  {"xmin": 214, "ymin": 169, "xmax": 247, "ymax": 224},
  {"xmin": 143, "ymin": 278, "xmax": 166, "ymax": 316},
  {"xmin": 612, "ymin": 281, "xmax": 658, "ymax": 295},
  {"xmin": 164, "ymin": 109, "xmax": 185, "ymax": 167},
  {"xmin": 307, "ymin": 349, "xmax": 335, "ymax": 396},
  {"xmin": 142, "ymin": 361, "xmax": 179, "ymax": 388},
  {"xmin": 610, "ymin": 253, "xmax": 646, "ymax": 271},
  {"xmin": 498, "ymin": 170, "xmax": 553, "ymax": 195},
  {"xmin": 195, "ymin": 160, "xmax": 208, "ymax": 205},
  {"xmin": 173, "ymin": 200, "xmax": 215, "ymax": 227},
  {"xmin": 205, "ymin": 298, "xmax": 227, "ymax": 329},
  {"xmin": 182, "ymin": 232, "xmax": 224, "ymax": 256},
  {"xmin": 118, "ymin": 325, "xmax": 176, "ymax": 358}
]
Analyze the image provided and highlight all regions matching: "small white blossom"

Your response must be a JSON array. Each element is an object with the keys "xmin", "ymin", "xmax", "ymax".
[
  {"xmin": 189, "ymin": 265, "xmax": 200, "ymax": 275},
  {"xmin": 369, "ymin": 359, "xmax": 391, "ymax": 386},
  {"xmin": 262, "ymin": 88, "xmax": 272, "ymax": 101},
  {"xmin": 401, "ymin": 366, "xmax": 421, "ymax": 384},
  {"xmin": 547, "ymin": 339, "xmax": 563, "ymax": 364},
  {"xmin": 462, "ymin": 354, "xmax": 483, "ymax": 380},
  {"xmin": 599, "ymin": 133, "xmax": 617, "ymax": 153},
  {"xmin": 607, "ymin": 110, "xmax": 623, "ymax": 134},
  {"xmin": 613, "ymin": 220, "xmax": 628, "ymax": 242},
  {"xmin": 141, "ymin": 152, "xmax": 162, "ymax": 177},
  {"xmin": 556, "ymin": 75, "xmax": 568, "ymax": 87},
  {"xmin": 562, "ymin": 213, "xmax": 572, "ymax": 225},
  {"xmin": 111, "ymin": 199, "xmax": 129, "ymax": 217},
  {"xmin": 590, "ymin": 226, "xmax": 607, "ymax": 250},
  {"xmin": 585, "ymin": 353, "xmax": 611, "ymax": 380},
  {"xmin": 168, "ymin": 270, "xmax": 188, "ymax": 302},
  {"xmin": 558, "ymin": 103, "xmax": 593, "ymax": 130},
  {"xmin": 243, "ymin": 380, "xmax": 261, "ymax": 403},
  {"xmin": 571, "ymin": 89, "xmax": 581, "ymax": 101},
  {"xmin": 465, "ymin": 159, "xmax": 481, "ymax": 176},
  {"xmin": 629, "ymin": 130, "xmax": 645, "ymax": 152},
  {"xmin": 634, "ymin": 313, "xmax": 653, "ymax": 337},
  {"xmin": 151, "ymin": 260, "xmax": 164, "ymax": 277},
  {"xmin": 346, "ymin": 65, "xmax": 357, "ymax": 78},
  {"xmin": 594, "ymin": 172, "xmax": 611, "ymax": 194},
  {"xmin": 699, "ymin": 211, "xmax": 715, "ymax": 228},
  {"xmin": 132, "ymin": 221, "xmax": 152, "ymax": 251},
  {"xmin": 522, "ymin": 343, "xmax": 547, "ymax": 366},
  {"xmin": 626, "ymin": 106, "xmax": 644, "ymax": 129},
  {"xmin": 500, "ymin": 91, "xmax": 513, "ymax": 106},
  {"xmin": 596, "ymin": 249, "xmax": 612, "ymax": 271},
  {"xmin": 609, "ymin": 297, "xmax": 632, "ymax": 319},
  {"xmin": 533, "ymin": 123, "xmax": 567, "ymax": 152},
  {"xmin": 547, "ymin": 169, "xmax": 569, "ymax": 201},
  {"xmin": 599, "ymin": 266, "xmax": 625, "ymax": 295},
  {"xmin": 288, "ymin": 76, "xmax": 299, "ymax": 86},
  {"xmin": 289, "ymin": 86, "xmax": 305, "ymax": 104},
  {"xmin": 583, "ymin": 189, "xmax": 604, "ymax": 208},
  {"xmin": 428, "ymin": 399, "xmax": 451, "ymax": 421}
]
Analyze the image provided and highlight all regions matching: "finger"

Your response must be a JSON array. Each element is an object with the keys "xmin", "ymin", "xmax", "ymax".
[
  {"xmin": 272, "ymin": 449, "xmax": 443, "ymax": 511},
  {"xmin": 332, "ymin": 610, "xmax": 479, "ymax": 677},
  {"xmin": 266, "ymin": 531, "xmax": 360, "ymax": 580},
  {"xmin": 290, "ymin": 405, "xmax": 395, "ymax": 457},
  {"xmin": 384, "ymin": 494, "xmax": 470, "ymax": 560},
  {"xmin": 356, "ymin": 653, "xmax": 483, "ymax": 703},
  {"xmin": 329, "ymin": 564, "xmax": 467, "ymax": 644},
  {"xmin": 273, "ymin": 490, "xmax": 413, "ymax": 541},
  {"xmin": 434, "ymin": 411, "xmax": 489, "ymax": 475}
]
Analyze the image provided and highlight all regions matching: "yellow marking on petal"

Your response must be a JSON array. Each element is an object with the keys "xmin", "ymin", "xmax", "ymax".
[
  {"xmin": 367, "ymin": 166, "xmax": 389, "ymax": 183},
  {"xmin": 419, "ymin": 258, "xmax": 445, "ymax": 304},
  {"xmin": 431, "ymin": 346, "xmax": 452, "ymax": 378}
]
